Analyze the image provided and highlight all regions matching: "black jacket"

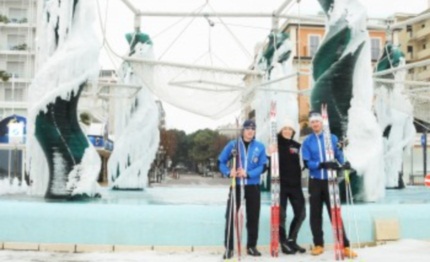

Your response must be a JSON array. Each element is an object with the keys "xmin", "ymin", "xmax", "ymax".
[{"xmin": 277, "ymin": 133, "xmax": 302, "ymax": 188}]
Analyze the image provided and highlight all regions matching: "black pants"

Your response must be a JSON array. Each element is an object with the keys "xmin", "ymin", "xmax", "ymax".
[
  {"xmin": 224, "ymin": 184, "xmax": 260, "ymax": 250},
  {"xmin": 308, "ymin": 178, "xmax": 350, "ymax": 247},
  {"xmin": 279, "ymin": 186, "xmax": 306, "ymax": 243}
]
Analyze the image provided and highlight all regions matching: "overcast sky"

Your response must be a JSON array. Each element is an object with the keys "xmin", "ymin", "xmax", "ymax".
[{"xmin": 97, "ymin": 0, "xmax": 428, "ymax": 133}]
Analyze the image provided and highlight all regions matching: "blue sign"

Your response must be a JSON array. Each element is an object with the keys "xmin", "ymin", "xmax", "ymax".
[
  {"xmin": 422, "ymin": 133, "xmax": 427, "ymax": 147},
  {"xmin": 0, "ymin": 114, "xmax": 26, "ymax": 144}
]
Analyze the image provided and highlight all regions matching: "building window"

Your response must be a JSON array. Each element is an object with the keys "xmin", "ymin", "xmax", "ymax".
[
  {"xmin": 406, "ymin": 25, "xmax": 413, "ymax": 37},
  {"xmin": 370, "ymin": 38, "xmax": 381, "ymax": 60},
  {"xmin": 7, "ymin": 34, "xmax": 26, "ymax": 50},
  {"xmin": 100, "ymin": 70, "xmax": 116, "ymax": 78},
  {"xmin": 407, "ymin": 45, "xmax": 414, "ymax": 59},
  {"xmin": 5, "ymin": 87, "xmax": 24, "ymax": 102},
  {"xmin": 6, "ymin": 61, "xmax": 25, "ymax": 79},
  {"xmin": 309, "ymin": 35, "xmax": 320, "ymax": 57},
  {"xmin": 8, "ymin": 8, "xmax": 27, "ymax": 23}
]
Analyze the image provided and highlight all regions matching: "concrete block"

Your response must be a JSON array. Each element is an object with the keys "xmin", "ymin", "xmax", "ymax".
[
  {"xmin": 39, "ymin": 243, "xmax": 76, "ymax": 253},
  {"xmin": 113, "ymin": 245, "xmax": 152, "ymax": 252},
  {"xmin": 374, "ymin": 218, "xmax": 400, "ymax": 241},
  {"xmin": 4, "ymin": 242, "xmax": 39, "ymax": 251},
  {"xmin": 76, "ymin": 244, "xmax": 113, "ymax": 253}
]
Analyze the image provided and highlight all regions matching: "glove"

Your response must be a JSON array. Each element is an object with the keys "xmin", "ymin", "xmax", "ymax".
[
  {"xmin": 319, "ymin": 161, "xmax": 340, "ymax": 170},
  {"xmin": 342, "ymin": 161, "xmax": 351, "ymax": 170}
]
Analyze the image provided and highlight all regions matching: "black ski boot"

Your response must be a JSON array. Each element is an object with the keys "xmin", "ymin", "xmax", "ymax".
[
  {"xmin": 288, "ymin": 239, "xmax": 306, "ymax": 253},
  {"xmin": 246, "ymin": 246, "xmax": 261, "ymax": 256},
  {"xmin": 281, "ymin": 241, "xmax": 296, "ymax": 254},
  {"xmin": 222, "ymin": 249, "xmax": 233, "ymax": 259}
]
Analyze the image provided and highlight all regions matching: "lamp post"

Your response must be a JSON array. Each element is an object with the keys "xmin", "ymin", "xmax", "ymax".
[
  {"xmin": 423, "ymin": 131, "xmax": 427, "ymax": 178},
  {"xmin": 209, "ymin": 157, "xmax": 215, "ymax": 177},
  {"xmin": 157, "ymin": 145, "xmax": 166, "ymax": 182}
]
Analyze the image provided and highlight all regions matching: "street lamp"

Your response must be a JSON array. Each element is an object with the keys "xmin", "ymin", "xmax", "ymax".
[
  {"xmin": 208, "ymin": 158, "xmax": 216, "ymax": 177},
  {"xmin": 157, "ymin": 145, "xmax": 166, "ymax": 182}
]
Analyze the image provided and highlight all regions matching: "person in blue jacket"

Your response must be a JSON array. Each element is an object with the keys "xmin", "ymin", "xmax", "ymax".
[
  {"xmin": 218, "ymin": 119, "xmax": 267, "ymax": 259},
  {"xmin": 301, "ymin": 111, "xmax": 357, "ymax": 258}
]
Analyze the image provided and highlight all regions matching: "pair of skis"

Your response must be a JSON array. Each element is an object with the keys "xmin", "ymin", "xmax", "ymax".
[
  {"xmin": 321, "ymin": 104, "xmax": 345, "ymax": 260},
  {"xmin": 229, "ymin": 101, "xmax": 280, "ymax": 259},
  {"xmin": 225, "ymin": 125, "xmax": 245, "ymax": 261},
  {"xmin": 228, "ymin": 102, "xmax": 344, "ymax": 260},
  {"xmin": 269, "ymin": 101, "xmax": 280, "ymax": 257}
]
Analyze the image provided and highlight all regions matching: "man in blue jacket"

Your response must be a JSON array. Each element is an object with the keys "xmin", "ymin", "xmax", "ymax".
[
  {"xmin": 218, "ymin": 119, "xmax": 267, "ymax": 259},
  {"xmin": 301, "ymin": 111, "xmax": 357, "ymax": 258}
]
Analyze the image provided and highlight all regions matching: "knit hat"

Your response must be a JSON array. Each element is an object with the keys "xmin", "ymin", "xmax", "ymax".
[
  {"xmin": 242, "ymin": 119, "xmax": 256, "ymax": 129},
  {"xmin": 308, "ymin": 110, "xmax": 322, "ymax": 122},
  {"xmin": 278, "ymin": 117, "xmax": 296, "ymax": 133}
]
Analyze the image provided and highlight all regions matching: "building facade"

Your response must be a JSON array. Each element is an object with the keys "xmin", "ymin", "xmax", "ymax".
[
  {"xmin": 243, "ymin": 17, "xmax": 387, "ymax": 135},
  {"xmin": 395, "ymin": 9, "xmax": 430, "ymax": 80},
  {"xmin": 0, "ymin": 0, "xmax": 37, "ymax": 119},
  {"xmin": 286, "ymin": 20, "xmax": 387, "ymax": 131}
]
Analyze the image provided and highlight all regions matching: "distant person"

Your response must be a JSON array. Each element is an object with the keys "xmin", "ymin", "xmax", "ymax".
[
  {"xmin": 267, "ymin": 118, "xmax": 306, "ymax": 254},
  {"xmin": 218, "ymin": 119, "xmax": 267, "ymax": 259},
  {"xmin": 301, "ymin": 111, "xmax": 357, "ymax": 258}
]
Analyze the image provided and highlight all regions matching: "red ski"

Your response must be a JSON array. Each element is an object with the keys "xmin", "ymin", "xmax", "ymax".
[
  {"xmin": 321, "ymin": 104, "xmax": 345, "ymax": 260},
  {"xmin": 269, "ymin": 101, "xmax": 280, "ymax": 257}
]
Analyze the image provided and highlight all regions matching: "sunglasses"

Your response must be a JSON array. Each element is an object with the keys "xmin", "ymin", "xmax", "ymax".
[{"xmin": 245, "ymin": 127, "xmax": 256, "ymax": 130}]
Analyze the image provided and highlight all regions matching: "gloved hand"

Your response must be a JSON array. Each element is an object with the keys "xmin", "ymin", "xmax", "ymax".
[
  {"xmin": 319, "ymin": 161, "xmax": 340, "ymax": 170},
  {"xmin": 342, "ymin": 161, "xmax": 351, "ymax": 170}
]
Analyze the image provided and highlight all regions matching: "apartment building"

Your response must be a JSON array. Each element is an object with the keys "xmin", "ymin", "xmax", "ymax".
[
  {"xmin": 0, "ymin": 0, "xmax": 37, "ymax": 119},
  {"xmin": 243, "ymin": 17, "xmax": 387, "ymax": 134},
  {"xmin": 285, "ymin": 19, "xmax": 387, "ymax": 128},
  {"xmin": 395, "ymin": 9, "xmax": 430, "ymax": 81}
]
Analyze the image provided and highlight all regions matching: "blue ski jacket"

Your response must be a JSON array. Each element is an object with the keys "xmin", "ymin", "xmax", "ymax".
[
  {"xmin": 301, "ymin": 132, "xmax": 344, "ymax": 180},
  {"xmin": 218, "ymin": 137, "xmax": 267, "ymax": 186}
]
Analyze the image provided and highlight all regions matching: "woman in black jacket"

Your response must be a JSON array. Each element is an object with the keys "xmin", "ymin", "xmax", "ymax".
[{"xmin": 269, "ymin": 117, "xmax": 306, "ymax": 254}]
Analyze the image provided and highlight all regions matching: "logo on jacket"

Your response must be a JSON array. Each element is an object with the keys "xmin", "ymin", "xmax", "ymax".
[{"xmin": 289, "ymin": 147, "xmax": 299, "ymax": 154}]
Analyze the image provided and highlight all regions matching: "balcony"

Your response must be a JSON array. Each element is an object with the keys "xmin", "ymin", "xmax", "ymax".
[
  {"xmin": 0, "ymin": 12, "xmax": 36, "ymax": 25},
  {"xmin": 0, "ymin": 20, "xmax": 36, "ymax": 28},
  {"xmin": 416, "ymin": 48, "xmax": 430, "ymax": 60},
  {"xmin": 0, "ymin": 49, "xmax": 35, "ymax": 56},
  {"xmin": 0, "ymin": 72, "xmax": 32, "ymax": 83},
  {"xmin": 0, "ymin": 43, "xmax": 35, "ymax": 56},
  {"xmin": 0, "ymin": 102, "xmax": 27, "ymax": 109},
  {"xmin": 405, "ymin": 52, "xmax": 414, "ymax": 61},
  {"xmin": 409, "ymin": 25, "xmax": 430, "ymax": 41}
]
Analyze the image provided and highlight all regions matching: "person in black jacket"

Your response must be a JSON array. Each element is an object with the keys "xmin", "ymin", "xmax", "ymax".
[{"xmin": 268, "ymin": 117, "xmax": 306, "ymax": 254}]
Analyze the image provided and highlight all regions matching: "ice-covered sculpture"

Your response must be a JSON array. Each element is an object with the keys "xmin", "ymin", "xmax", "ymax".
[
  {"xmin": 374, "ymin": 43, "xmax": 416, "ymax": 188},
  {"xmin": 107, "ymin": 30, "xmax": 160, "ymax": 190},
  {"xmin": 313, "ymin": 0, "xmax": 384, "ymax": 201},
  {"xmin": 255, "ymin": 32, "xmax": 298, "ymax": 142},
  {"xmin": 27, "ymin": 0, "xmax": 101, "ymax": 199},
  {"xmin": 254, "ymin": 32, "xmax": 298, "ymax": 190}
]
